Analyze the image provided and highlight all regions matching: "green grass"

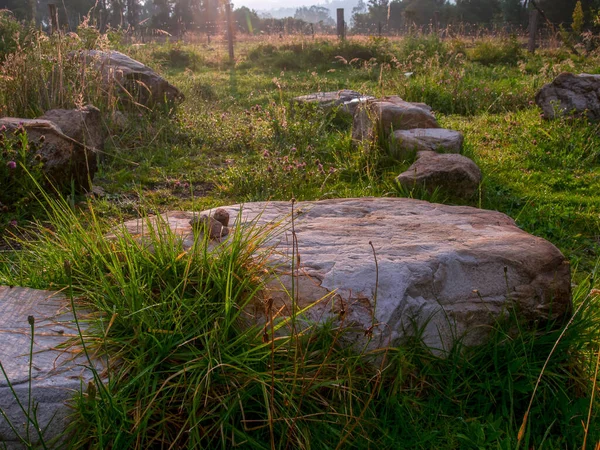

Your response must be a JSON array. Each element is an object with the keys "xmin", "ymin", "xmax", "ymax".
[{"xmin": 2, "ymin": 30, "xmax": 600, "ymax": 448}]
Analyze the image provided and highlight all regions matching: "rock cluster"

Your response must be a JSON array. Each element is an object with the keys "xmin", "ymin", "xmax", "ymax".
[
  {"xmin": 190, "ymin": 208, "xmax": 230, "ymax": 240},
  {"xmin": 294, "ymin": 90, "xmax": 480, "ymax": 198}
]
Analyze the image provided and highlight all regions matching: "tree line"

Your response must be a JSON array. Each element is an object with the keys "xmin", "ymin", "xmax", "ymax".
[
  {"xmin": 0, "ymin": 0, "xmax": 598, "ymax": 35},
  {"xmin": 352, "ymin": 0, "xmax": 600, "ymax": 34}
]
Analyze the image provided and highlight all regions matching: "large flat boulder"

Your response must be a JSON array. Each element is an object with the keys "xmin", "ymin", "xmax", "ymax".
[
  {"xmin": 293, "ymin": 90, "xmax": 375, "ymax": 119},
  {"xmin": 352, "ymin": 96, "xmax": 439, "ymax": 142},
  {"xmin": 390, "ymin": 128, "xmax": 464, "ymax": 160},
  {"xmin": 117, "ymin": 198, "xmax": 571, "ymax": 354},
  {"xmin": 79, "ymin": 50, "xmax": 184, "ymax": 107},
  {"xmin": 396, "ymin": 151, "xmax": 482, "ymax": 198},
  {"xmin": 535, "ymin": 72, "xmax": 600, "ymax": 120},
  {"xmin": 0, "ymin": 286, "xmax": 96, "ymax": 449},
  {"xmin": 0, "ymin": 118, "xmax": 97, "ymax": 191}
]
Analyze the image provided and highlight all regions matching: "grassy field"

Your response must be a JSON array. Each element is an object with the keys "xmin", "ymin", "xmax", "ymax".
[{"xmin": 2, "ymin": 24, "xmax": 600, "ymax": 448}]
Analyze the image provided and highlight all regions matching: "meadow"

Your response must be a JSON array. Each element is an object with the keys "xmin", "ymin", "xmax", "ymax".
[{"xmin": 2, "ymin": 18, "xmax": 600, "ymax": 448}]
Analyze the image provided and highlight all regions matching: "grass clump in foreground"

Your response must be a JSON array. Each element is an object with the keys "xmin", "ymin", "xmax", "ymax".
[{"xmin": 2, "ymin": 194, "xmax": 600, "ymax": 449}]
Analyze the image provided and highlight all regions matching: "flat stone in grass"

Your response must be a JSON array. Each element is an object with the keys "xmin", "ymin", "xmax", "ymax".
[
  {"xmin": 117, "ymin": 198, "xmax": 571, "ymax": 355},
  {"xmin": 390, "ymin": 128, "xmax": 464, "ymax": 160},
  {"xmin": 0, "ymin": 286, "xmax": 96, "ymax": 449},
  {"xmin": 396, "ymin": 151, "xmax": 482, "ymax": 198},
  {"xmin": 292, "ymin": 90, "xmax": 375, "ymax": 119}
]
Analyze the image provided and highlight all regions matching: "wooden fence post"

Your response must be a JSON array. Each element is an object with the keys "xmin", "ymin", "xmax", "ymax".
[
  {"xmin": 337, "ymin": 8, "xmax": 345, "ymax": 40},
  {"xmin": 226, "ymin": 3, "xmax": 234, "ymax": 62},
  {"xmin": 528, "ymin": 9, "xmax": 539, "ymax": 53},
  {"xmin": 48, "ymin": 3, "xmax": 59, "ymax": 34}
]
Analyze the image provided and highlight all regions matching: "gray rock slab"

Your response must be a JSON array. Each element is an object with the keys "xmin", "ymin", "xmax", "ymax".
[
  {"xmin": 293, "ymin": 90, "xmax": 375, "ymax": 118},
  {"xmin": 390, "ymin": 128, "xmax": 464, "ymax": 160},
  {"xmin": 0, "ymin": 286, "xmax": 96, "ymax": 449},
  {"xmin": 116, "ymin": 198, "xmax": 571, "ymax": 355}
]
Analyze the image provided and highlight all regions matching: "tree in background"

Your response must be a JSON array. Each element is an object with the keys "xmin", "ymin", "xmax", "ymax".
[
  {"xmin": 294, "ymin": 6, "xmax": 334, "ymax": 25},
  {"xmin": 455, "ymin": 0, "xmax": 502, "ymax": 24},
  {"xmin": 233, "ymin": 6, "xmax": 261, "ymax": 34},
  {"xmin": 536, "ymin": 0, "xmax": 594, "ymax": 26},
  {"xmin": 0, "ymin": 0, "xmax": 35, "ymax": 21},
  {"xmin": 501, "ymin": 0, "xmax": 526, "ymax": 25},
  {"xmin": 152, "ymin": 0, "xmax": 171, "ymax": 29}
]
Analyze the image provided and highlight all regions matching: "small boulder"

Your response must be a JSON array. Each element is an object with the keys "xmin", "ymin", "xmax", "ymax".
[
  {"xmin": 79, "ymin": 50, "xmax": 184, "ymax": 107},
  {"xmin": 0, "ymin": 118, "xmax": 97, "ymax": 191},
  {"xmin": 353, "ymin": 96, "xmax": 439, "ymax": 142},
  {"xmin": 190, "ymin": 215, "xmax": 229, "ymax": 240},
  {"xmin": 535, "ymin": 72, "xmax": 600, "ymax": 120},
  {"xmin": 397, "ymin": 151, "xmax": 481, "ymax": 198},
  {"xmin": 390, "ymin": 128, "xmax": 464, "ymax": 160},
  {"xmin": 293, "ymin": 90, "xmax": 375, "ymax": 119},
  {"xmin": 213, "ymin": 208, "xmax": 230, "ymax": 227},
  {"xmin": 39, "ymin": 104, "xmax": 104, "ymax": 152}
]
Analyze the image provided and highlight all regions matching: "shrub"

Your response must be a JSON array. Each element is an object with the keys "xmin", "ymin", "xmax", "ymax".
[
  {"xmin": 0, "ymin": 126, "xmax": 44, "ymax": 224},
  {"xmin": 399, "ymin": 33, "xmax": 448, "ymax": 61},
  {"xmin": 0, "ymin": 32, "xmax": 112, "ymax": 118},
  {"xmin": 0, "ymin": 10, "xmax": 33, "ymax": 61},
  {"xmin": 152, "ymin": 45, "xmax": 204, "ymax": 70},
  {"xmin": 470, "ymin": 36, "xmax": 522, "ymax": 66}
]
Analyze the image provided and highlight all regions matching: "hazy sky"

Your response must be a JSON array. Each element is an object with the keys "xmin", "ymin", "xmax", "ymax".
[{"xmin": 234, "ymin": 0, "xmax": 342, "ymax": 13}]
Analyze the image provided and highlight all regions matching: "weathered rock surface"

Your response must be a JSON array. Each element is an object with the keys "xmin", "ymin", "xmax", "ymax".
[
  {"xmin": 79, "ymin": 50, "xmax": 183, "ymax": 107},
  {"xmin": 390, "ymin": 128, "xmax": 464, "ymax": 160},
  {"xmin": 117, "ymin": 198, "xmax": 571, "ymax": 354},
  {"xmin": 293, "ymin": 90, "xmax": 375, "ymax": 118},
  {"xmin": 0, "ymin": 286, "xmax": 97, "ymax": 449},
  {"xmin": 39, "ymin": 104, "xmax": 105, "ymax": 152},
  {"xmin": 352, "ymin": 96, "xmax": 439, "ymax": 142},
  {"xmin": 397, "ymin": 151, "xmax": 482, "ymax": 198},
  {"xmin": 0, "ymin": 117, "xmax": 97, "ymax": 191},
  {"xmin": 535, "ymin": 72, "xmax": 600, "ymax": 120}
]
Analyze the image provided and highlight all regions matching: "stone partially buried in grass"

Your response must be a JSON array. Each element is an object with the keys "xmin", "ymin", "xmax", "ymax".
[
  {"xmin": 79, "ymin": 50, "xmax": 184, "ymax": 107},
  {"xmin": 0, "ymin": 117, "xmax": 97, "ymax": 191},
  {"xmin": 292, "ymin": 90, "xmax": 375, "ymax": 119},
  {"xmin": 535, "ymin": 72, "xmax": 600, "ymax": 120},
  {"xmin": 390, "ymin": 128, "xmax": 464, "ymax": 161},
  {"xmin": 352, "ymin": 96, "xmax": 440, "ymax": 143},
  {"xmin": 0, "ymin": 286, "xmax": 99, "ymax": 449},
  {"xmin": 397, "ymin": 151, "xmax": 482, "ymax": 198},
  {"xmin": 117, "ymin": 198, "xmax": 571, "ymax": 355},
  {"xmin": 38, "ymin": 104, "xmax": 105, "ymax": 153}
]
